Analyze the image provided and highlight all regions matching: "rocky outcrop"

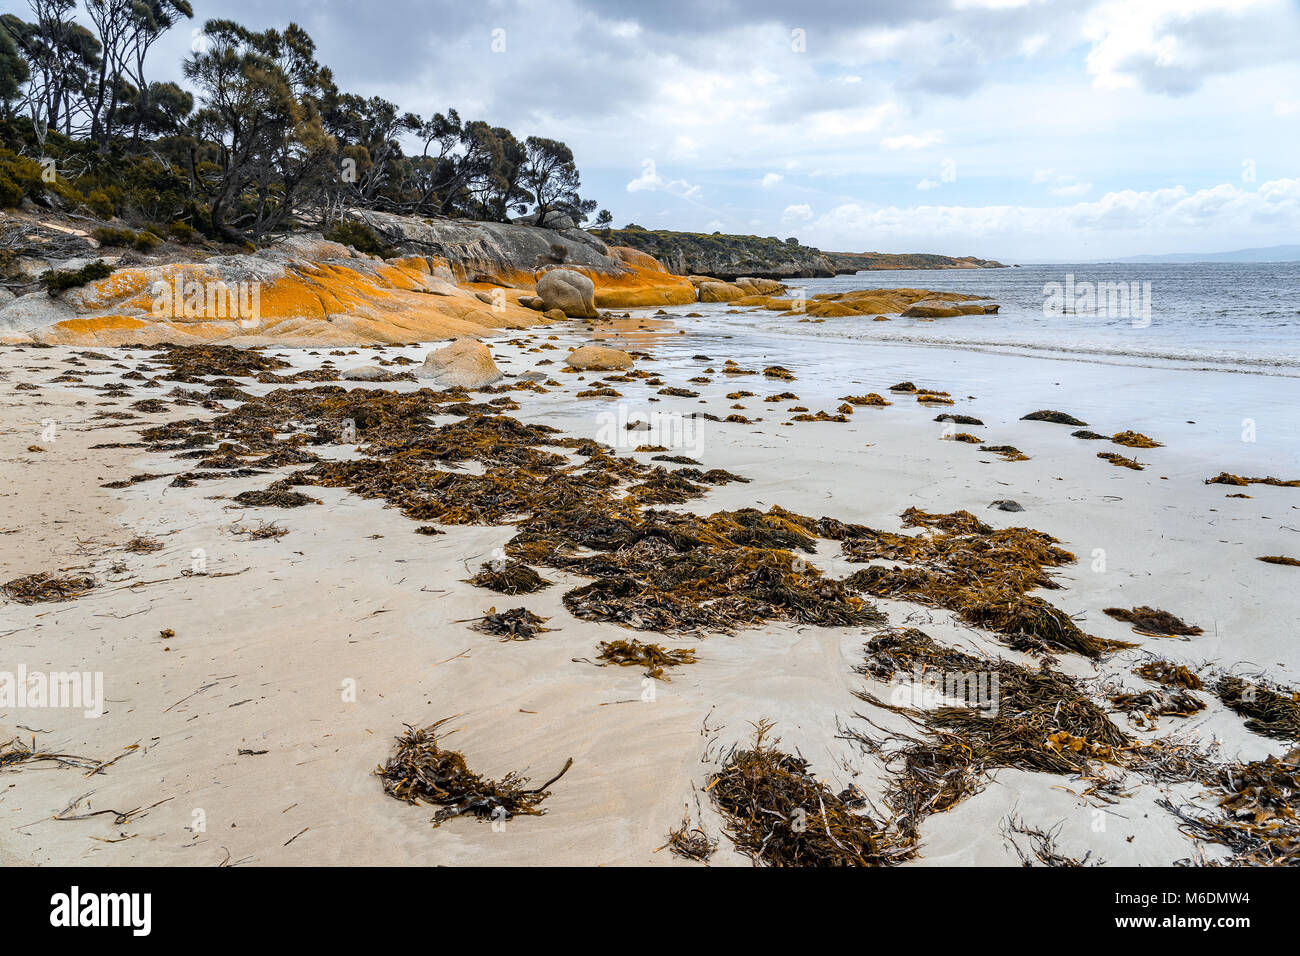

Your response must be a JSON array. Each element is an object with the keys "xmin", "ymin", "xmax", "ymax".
[
  {"xmin": 415, "ymin": 337, "xmax": 504, "ymax": 387},
  {"xmin": 598, "ymin": 228, "xmax": 836, "ymax": 280},
  {"xmin": 825, "ymin": 251, "xmax": 1008, "ymax": 272},
  {"xmin": 536, "ymin": 268, "xmax": 597, "ymax": 317},
  {"xmin": 735, "ymin": 287, "xmax": 996, "ymax": 319},
  {"xmin": 900, "ymin": 300, "xmax": 999, "ymax": 318}
]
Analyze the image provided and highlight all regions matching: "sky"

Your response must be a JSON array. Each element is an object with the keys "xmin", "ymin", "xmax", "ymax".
[{"xmin": 45, "ymin": 0, "xmax": 1300, "ymax": 261}]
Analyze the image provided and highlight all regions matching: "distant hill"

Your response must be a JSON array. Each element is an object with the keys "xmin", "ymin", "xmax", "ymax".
[
  {"xmin": 824, "ymin": 251, "xmax": 1007, "ymax": 271},
  {"xmin": 598, "ymin": 228, "xmax": 834, "ymax": 280},
  {"xmin": 597, "ymin": 227, "xmax": 1006, "ymax": 279},
  {"xmin": 1110, "ymin": 244, "xmax": 1300, "ymax": 264}
]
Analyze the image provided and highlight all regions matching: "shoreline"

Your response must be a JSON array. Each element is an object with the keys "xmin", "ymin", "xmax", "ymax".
[{"xmin": 1, "ymin": 321, "xmax": 1297, "ymax": 866}]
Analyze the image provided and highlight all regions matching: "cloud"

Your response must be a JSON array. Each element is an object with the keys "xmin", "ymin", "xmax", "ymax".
[
  {"xmin": 626, "ymin": 160, "xmax": 700, "ymax": 197},
  {"xmin": 881, "ymin": 130, "xmax": 945, "ymax": 151},
  {"xmin": 781, "ymin": 203, "xmax": 814, "ymax": 224},
  {"xmin": 916, "ymin": 178, "xmax": 941, "ymax": 190},
  {"xmin": 808, "ymin": 179, "xmax": 1300, "ymax": 258},
  {"xmin": 761, "ymin": 173, "xmax": 783, "ymax": 188}
]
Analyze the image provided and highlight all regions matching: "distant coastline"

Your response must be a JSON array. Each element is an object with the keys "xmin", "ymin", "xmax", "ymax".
[{"xmin": 596, "ymin": 226, "xmax": 1006, "ymax": 279}]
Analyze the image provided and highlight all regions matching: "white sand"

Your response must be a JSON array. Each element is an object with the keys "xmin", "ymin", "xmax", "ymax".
[{"xmin": 2, "ymin": 321, "xmax": 1297, "ymax": 866}]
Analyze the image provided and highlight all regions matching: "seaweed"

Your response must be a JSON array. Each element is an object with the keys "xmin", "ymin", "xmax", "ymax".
[
  {"xmin": 1205, "ymin": 472, "xmax": 1300, "ymax": 487},
  {"xmin": 840, "ymin": 509, "xmax": 1128, "ymax": 658},
  {"xmin": 470, "ymin": 607, "xmax": 553, "ymax": 640},
  {"xmin": 1214, "ymin": 676, "xmax": 1300, "ymax": 741},
  {"xmin": 1071, "ymin": 430, "xmax": 1107, "ymax": 440},
  {"xmin": 980, "ymin": 445, "xmax": 1029, "ymax": 462},
  {"xmin": 232, "ymin": 488, "xmax": 321, "ymax": 508},
  {"xmin": 661, "ymin": 806, "xmax": 717, "ymax": 862},
  {"xmin": 2, "ymin": 571, "xmax": 98, "ymax": 604},
  {"xmin": 1022, "ymin": 410, "xmax": 1087, "ymax": 426},
  {"xmin": 1135, "ymin": 660, "xmax": 1204, "ymax": 690},
  {"xmin": 1161, "ymin": 753, "xmax": 1300, "ymax": 865},
  {"xmin": 1098, "ymin": 452, "xmax": 1143, "ymax": 470},
  {"xmin": 1258, "ymin": 555, "xmax": 1300, "ymax": 567},
  {"xmin": 708, "ymin": 720, "xmax": 911, "ymax": 866},
  {"xmin": 1111, "ymin": 430, "xmax": 1162, "ymax": 448},
  {"xmin": 596, "ymin": 638, "xmax": 696, "ymax": 680},
  {"xmin": 842, "ymin": 393, "xmax": 891, "ymax": 406},
  {"xmin": 1104, "ymin": 606, "xmax": 1203, "ymax": 637},
  {"xmin": 466, "ymin": 560, "xmax": 553, "ymax": 594},
  {"xmin": 935, "ymin": 413, "xmax": 982, "ymax": 425},
  {"xmin": 375, "ymin": 719, "xmax": 572, "ymax": 827}
]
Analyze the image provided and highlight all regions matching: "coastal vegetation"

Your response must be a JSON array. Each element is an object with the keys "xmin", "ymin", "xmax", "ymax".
[{"xmin": 0, "ymin": 1, "xmax": 605, "ymax": 245}]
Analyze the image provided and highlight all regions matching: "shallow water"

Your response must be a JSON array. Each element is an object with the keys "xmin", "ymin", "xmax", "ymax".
[{"xmin": 693, "ymin": 262, "xmax": 1300, "ymax": 374}]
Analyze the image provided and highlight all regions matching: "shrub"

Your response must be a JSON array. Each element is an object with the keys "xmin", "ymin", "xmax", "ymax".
[
  {"xmin": 0, "ymin": 171, "xmax": 22, "ymax": 208},
  {"xmin": 39, "ymin": 260, "xmax": 114, "ymax": 296},
  {"xmin": 167, "ymin": 220, "xmax": 199, "ymax": 244},
  {"xmin": 91, "ymin": 226, "xmax": 159, "ymax": 252},
  {"xmin": 324, "ymin": 220, "xmax": 388, "ymax": 256}
]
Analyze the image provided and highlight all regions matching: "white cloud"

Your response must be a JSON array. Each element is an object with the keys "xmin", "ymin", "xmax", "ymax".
[
  {"xmin": 916, "ymin": 178, "xmax": 941, "ymax": 191},
  {"xmin": 881, "ymin": 130, "xmax": 945, "ymax": 151},
  {"xmin": 760, "ymin": 173, "xmax": 783, "ymax": 188},
  {"xmin": 808, "ymin": 179, "xmax": 1300, "ymax": 258},
  {"xmin": 782, "ymin": 203, "xmax": 814, "ymax": 224},
  {"xmin": 626, "ymin": 161, "xmax": 700, "ymax": 197}
]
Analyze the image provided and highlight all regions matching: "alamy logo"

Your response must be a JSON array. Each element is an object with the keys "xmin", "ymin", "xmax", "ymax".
[
  {"xmin": 1043, "ymin": 274, "xmax": 1152, "ymax": 327},
  {"xmin": 0, "ymin": 665, "xmax": 103, "ymax": 718},
  {"xmin": 49, "ymin": 886, "xmax": 151, "ymax": 936}
]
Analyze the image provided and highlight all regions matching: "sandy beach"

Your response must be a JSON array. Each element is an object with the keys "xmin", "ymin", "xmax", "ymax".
[{"xmin": 3, "ymin": 311, "xmax": 1297, "ymax": 867}]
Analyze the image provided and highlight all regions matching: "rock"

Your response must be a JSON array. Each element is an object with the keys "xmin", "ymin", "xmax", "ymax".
[
  {"xmin": 536, "ymin": 269, "xmax": 597, "ymax": 318},
  {"xmin": 342, "ymin": 365, "xmax": 390, "ymax": 381},
  {"xmin": 1072, "ymin": 429, "xmax": 1108, "ymax": 440},
  {"xmin": 935, "ymin": 413, "xmax": 985, "ymax": 426},
  {"xmin": 518, "ymin": 370, "xmax": 548, "ymax": 381},
  {"xmin": 415, "ymin": 337, "xmax": 503, "ymax": 387},
  {"xmin": 988, "ymin": 500, "xmax": 1024, "ymax": 512},
  {"xmin": 901, "ymin": 300, "xmax": 997, "ymax": 318},
  {"xmin": 518, "ymin": 295, "xmax": 544, "ymax": 310},
  {"xmin": 514, "ymin": 211, "xmax": 577, "ymax": 230},
  {"xmin": 543, "ymin": 308, "xmax": 567, "ymax": 321},
  {"xmin": 698, "ymin": 281, "xmax": 746, "ymax": 303},
  {"xmin": 565, "ymin": 345, "xmax": 633, "ymax": 371},
  {"xmin": 734, "ymin": 276, "xmax": 785, "ymax": 295}
]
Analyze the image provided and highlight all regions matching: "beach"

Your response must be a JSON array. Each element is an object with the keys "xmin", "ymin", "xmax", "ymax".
[{"xmin": 3, "ymin": 306, "xmax": 1298, "ymax": 867}]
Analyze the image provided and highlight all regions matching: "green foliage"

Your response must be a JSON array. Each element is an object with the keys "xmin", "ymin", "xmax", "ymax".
[
  {"xmin": 324, "ymin": 220, "xmax": 388, "ymax": 256},
  {"xmin": 92, "ymin": 226, "xmax": 159, "ymax": 251},
  {"xmin": 39, "ymin": 260, "xmax": 113, "ymax": 296},
  {"xmin": 0, "ymin": 170, "xmax": 21, "ymax": 207}
]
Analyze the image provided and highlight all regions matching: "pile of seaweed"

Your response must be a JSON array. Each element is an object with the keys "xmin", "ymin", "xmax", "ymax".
[
  {"xmin": 376, "ymin": 719, "xmax": 573, "ymax": 827},
  {"xmin": 2, "ymin": 571, "xmax": 98, "ymax": 604},
  {"xmin": 851, "ymin": 628, "xmax": 1132, "ymax": 839},
  {"xmin": 1214, "ymin": 676, "xmax": 1300, "ymax": 741},
  {"xmin": 147, "ymin": 343, "xmax": 291, "ymax": 382},
  {"xmin": 1162, "ymin": 751, "xmax": 1300, "ymax": 865},
  {"xmin": 708, "ymin": 720, "xmax": 913, "ymax": 866},
  {"xmin": 1104, "ymin": 606, "xmax": 1203, "ymax": 637},
  {"xmin": 470, "ymin": 607, "xmax": 552, "ymax": 640},
  {"xmin": 838, "ymin": 508, "xmax": 1129, "ymax": 658},
  {"xmin": 596, "ymin": 639, "xmax": 696, "ymax": 680},
  {"xmin": 1205, "ymin": 472, "xmax": 1300, "ymax": 488}
]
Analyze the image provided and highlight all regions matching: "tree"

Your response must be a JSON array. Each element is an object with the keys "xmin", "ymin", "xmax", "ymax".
[
  {"xmin": 520, "ymin": 136, "xmax": 588, "ymax": 226},
  {"xmin": 0, "ymin": 21, "xmax": 30, "ymax": 118},
  {"xmin": 123, "ymin": 0, "xmax": 193, "ymax": 145},
  {"xmin": 594, "ymin": 208, "xmax": 613, "ymax": 229},
  {"xmin": 2, "ymin": 2, "xmax": 102, "ymax": 141},
  {"xmin": 184, "ymin": 19, "xmax": 338, "ymax": 241}
]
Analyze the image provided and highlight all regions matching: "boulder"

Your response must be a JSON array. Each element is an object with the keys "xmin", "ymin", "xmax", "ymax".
[
  {"xmin": 735, "ymin": 276, "xmax": 786, "ymax": 295},
  {"xmin": 901, "ymin": 300, "xmax": 997, "ymax": 318},
  {"xmin": 517, "ymin": 295, "xmax": 544, "ymax": 310},
  {"xmin": 543, "ymin": 308, "xmax": 568, "ymax": 322},
  {"xmin": 536, "ymin": 269, "xmax": 597, "ymax": 318},
  {"xmin": 698, "ymin": 281, "xmax": 746, "ymax": 303},
  {"xmin": 514, "ymin": 211, "xmax": 577, "ymax": 230},
  {"xmin": 342, "ymin": 365, "xmax": 399, "ymax": 381},
  {"xmin": 565, "ymin": 345, "xmax": 633, "ymax": 371},
  {"xmin": 415, "ymin": 337, "xmax": 503, "ymax": 387}
]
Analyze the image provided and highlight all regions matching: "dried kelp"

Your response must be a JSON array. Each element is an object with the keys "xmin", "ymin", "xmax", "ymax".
[
  {"xmin": 466, "ymin": 560, "xmax": 553, "ymax": 594},
  {"xmin": 1258, "ymin": 555, "xmax": 1300, "ymax": 567},
  {"xmin": 1135, "ymin": 660, "xmax": 1204, "ymax": 690},
  {"xmin": 981, "ymin": 445, "xmax": 1029, "ymax": 462},
  {"xmin": 662, "ymin": 806, "xmax": 717, "ymax": 862},
  {"xmin": 1104, "ymin": 606, "xmax": 1203, "ymax": 637},
  {"xmin": 1002, "ymin": 816, "xmax": 1102, "ymax": 867},
  {"xmin": 1162, "ymin": 752, "xmax": 1300, "ymax": 865},
  {"xmin": 376, "ymin": 719, "xmax": 572, "ymax": 827},
  {"xmin": 2, "ymin": 571, "xmax": 98, "ymax": 604},
  {"xmin": 1109, "ymin": 688, "xmax": 1205, "ymax": 728},
  {"xmin": 596, "ymin": 638, "xmax": 696, "ymax": 680},
  {"xmin": 839, "ymin": 509, "xmax": 1127, "ymax": 658},
  {"xmin": 1214, "ymin": 676, "xmax": 1300, "ymax": 741},
  {"xmin": 708, "ymin": 720, "xmax": 911, "ymax": 866},
  {"xmin": 1098, "ymin": 452, "xmax": 1143, "ymax": 470},
  {"xmin": 470, "ymin": 607, "xmax": 552, "ymax": 640},
  {"xmin": 1205, "ymin": 472, "xmax": 1300, "ymax": 488},
  {"xmin": 1111, "ymin": 430, "xmax": 1162, "ymax": 448}
]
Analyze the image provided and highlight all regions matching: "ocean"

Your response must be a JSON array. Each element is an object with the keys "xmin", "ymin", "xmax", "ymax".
[{"xmin": 707, "ymin": 262, "xmax": 1300, "ymax": 375}]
